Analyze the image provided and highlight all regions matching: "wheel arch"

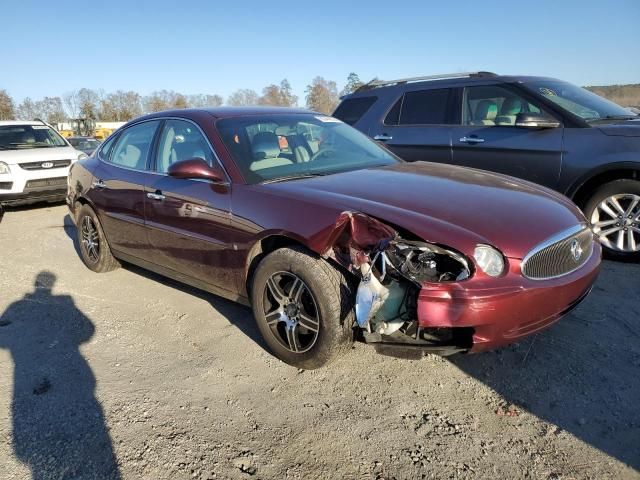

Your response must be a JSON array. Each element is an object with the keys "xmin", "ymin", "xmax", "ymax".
[
  {"xmin": 244, "ymin": 234, "xmax": 310, "ymax": 299},
  {"xmin": 567, "ymin": 163, "xmax": 640, "ymax": 208}
]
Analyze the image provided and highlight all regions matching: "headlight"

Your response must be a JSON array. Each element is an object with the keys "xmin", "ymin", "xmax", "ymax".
[
  {"xmin": 77, "ymin": 152, "xmax": 88, "ymax": 160},
  {"xmin": 0, "ymin": 162, "xmax": 10, "ymax": 175},
  {"xmin": 386, "ymin": 239, "xmax": 471, "ymax": 283},
  {"xmin": 474, "ymin": 245, "xmax": 505, "ymax": 277}
]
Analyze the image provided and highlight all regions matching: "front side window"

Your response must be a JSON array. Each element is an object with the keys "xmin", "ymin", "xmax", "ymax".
[
  {"xmin": 108, "ymin": 121, "xmax": 160, "ymax": 170},
  {"xmin": 463, "ymin": 85, "xmax": 546, "ymax": 126},
  {"xmin": 523, "ymin": 79, "xmax": 637, "ymax": 122},
  {"xmin": 156, "ymin": 119, "xmax": 214, "ymax": 173},
  {"xmin": 399, "ymin": 88, "xmax": 451, "ymax": 125},
  {"xmin": 0, "ymin": 125, "xmax": 67, "ymax": 150},
  {"xmin": 216, "ymin": 114, "xmax": 399, "ymax": 184}
]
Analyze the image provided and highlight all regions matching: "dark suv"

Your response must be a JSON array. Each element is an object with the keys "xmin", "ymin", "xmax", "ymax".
[{"xmin": 334, "ymin": 72, "xmax": 640, "ymax": 260}]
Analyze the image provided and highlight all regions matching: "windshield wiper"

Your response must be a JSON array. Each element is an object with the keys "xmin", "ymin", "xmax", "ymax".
[{"xmin": 261, "ymin": 172, "xmax": 329, "ymax": 184}]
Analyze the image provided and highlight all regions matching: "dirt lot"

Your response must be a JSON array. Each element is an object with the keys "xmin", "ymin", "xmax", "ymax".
[{"xmin": 0, "ymin": 204, "xmax": 639, "ymax": 480}]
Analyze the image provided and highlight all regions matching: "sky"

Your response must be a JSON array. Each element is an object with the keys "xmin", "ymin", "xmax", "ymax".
[{"xmin": 2, "ymin": 0, "xmax": 639, "ymax": 104}]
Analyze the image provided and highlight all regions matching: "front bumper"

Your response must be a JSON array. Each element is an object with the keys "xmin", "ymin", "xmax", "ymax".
[
  {"xmin": 0, "ymin": 165, "xmax": 70, "ymax": 205},
  {"xmin": 416, "ymin": 241, "xmax": 601, "ymax": 352}
]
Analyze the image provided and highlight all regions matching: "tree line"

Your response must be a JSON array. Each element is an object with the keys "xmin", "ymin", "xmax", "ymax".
[{"xmin": 0, "ymin": 73, "xmax": 366, "ymax": 123}]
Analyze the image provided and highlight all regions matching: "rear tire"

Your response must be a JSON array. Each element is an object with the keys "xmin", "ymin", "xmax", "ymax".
[
  {"xmin": 76, "ymin": 204, "xmax": 120, "ymax": 272},
  {"xmin": 583, "ymin": 179, "xmax": 640, "ymax": 261},
  {"xmin": 251, "ymin": 247, "xmax": 355, "ymax": 369}
]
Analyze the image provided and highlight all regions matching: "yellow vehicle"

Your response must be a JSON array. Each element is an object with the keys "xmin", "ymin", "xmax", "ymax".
[
  {"xmin": 93, "ymin": 127, "xmax": 114, "ymax": 141},
  {"xmin": 58, "ymin": 129, "xmax": 75, "ymax": 138}
]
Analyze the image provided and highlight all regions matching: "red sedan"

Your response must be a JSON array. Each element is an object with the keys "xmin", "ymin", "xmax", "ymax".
[{"xmin": 67, "ymin": 108, "xmax": 601, "ymax": 369}]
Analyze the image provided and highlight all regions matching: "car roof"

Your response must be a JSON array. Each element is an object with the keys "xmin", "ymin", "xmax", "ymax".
[
  {"xmin": 136, "ymin": 106, "xmax": 317, "ymax": 122},
  {"xmin": 344, "ymin": 73, "xmax": 563, "ymax": 98},
  {"xmin": 0, "ymin": 120, "xmax": 51, "ymax": 126}
]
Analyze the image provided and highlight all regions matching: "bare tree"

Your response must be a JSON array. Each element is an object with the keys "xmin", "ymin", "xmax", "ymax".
[
  {"xmin": 16, "ymin": 98, "xmax": 40, "ymax": 120},
  {"xmin": 0, "ymin": 89, "xmax": 15, "ymax": 120},
  {"xmin": 101, "ymin": 91, "xmax": 142, "ymax": 121},
  {"xmin": 187, "ymin": 94, "xmax": 223, "ymax": 108},
  {"xmin": 258, "ymin": 79, "xmax": 298, "ymax": 107},
  {"xmin": 305, "ymin": 76, "xmax": 339, "ymax": 114},
  {"xmin": 279, "ymin": 79, "xmax": 298, "ymax": 107},
  {"xmin": 40, "ymin": 97, "xmax": 66, "ymax": 124},
  {"xmin": 77, "ymin": 88, "xmax": 100, "ymax": 119},
  {"xmin": 227, "ymin": 89, "xmax": 260, "ymax": 106},
  {"xmin": 63, "ymin": 90, "xmax": 80, "ymax": 119}
]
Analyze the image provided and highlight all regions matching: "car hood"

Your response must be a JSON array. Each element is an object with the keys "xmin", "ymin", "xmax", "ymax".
[
  {"xmin": 597, "ymin": 118, "xmax": 640, "ymax": 137},
  {"xmin": 0, "ymin": 146, "xmax": 80, "ymax": 164},
  {"xmin": 265, "ymin": 162, "xmax": 586, "ymax": 259}
]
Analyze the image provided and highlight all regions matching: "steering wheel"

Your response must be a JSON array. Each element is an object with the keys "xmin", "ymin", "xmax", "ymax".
[{"xmin": 310, "ymin": 147, "xmax": 337, "ymax": 163}]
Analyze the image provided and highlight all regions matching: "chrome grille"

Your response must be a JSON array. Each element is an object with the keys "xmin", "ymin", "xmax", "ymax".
[
  {"xmin": 522, "ymin": 226, "xmax": 594, "ymax": 280},
  {"xmin": 19, "ymin": 159, "xmax": 72, "ymax": 171}
]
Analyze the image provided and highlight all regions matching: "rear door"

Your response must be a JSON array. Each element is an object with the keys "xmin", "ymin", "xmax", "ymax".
[
  {"xmin": 144, "ymin": 118, "xmax": 236, "ymax": 292},
  {"xmin": 89, "ymin": 120, "xmax": 160, "ymax": 259},
  {"xmin": 368, "ymin": 87, "xmax": 455, "ymax": 163},
  {"xmin": 450, "ymin": 84, "xmax": 564, "ymax": 188}
]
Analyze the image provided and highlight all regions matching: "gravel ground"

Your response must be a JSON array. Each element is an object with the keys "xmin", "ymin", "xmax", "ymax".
[{"xmin": 0, "ymin": 204, "xmax": 639, "ymax": 480}]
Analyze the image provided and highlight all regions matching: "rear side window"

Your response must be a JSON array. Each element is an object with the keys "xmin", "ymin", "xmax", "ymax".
[
  {"xmin": 98, "ymin": 134, "xmax": 118, "ymax": 160},
  {"xmin": 108, "ymin": 121, "xmax": 160, "ymax": 170},
  {"xmin": 399, "ymin": 88, "xmax": 451, "ymax": 125},
  {"xmin": 333, "ymin": 97, "xmax": 377, "ymax": 125}
]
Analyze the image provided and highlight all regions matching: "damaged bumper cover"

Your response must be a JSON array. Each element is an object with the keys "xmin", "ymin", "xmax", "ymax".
[{"xmin": 416, "ymin": 249, "xmax": 600, "ymax": 352}]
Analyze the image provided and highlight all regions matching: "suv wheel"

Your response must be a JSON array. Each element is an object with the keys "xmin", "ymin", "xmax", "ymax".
[
  {"xmin": 584, "ymin": 179, "xmax": 640, "ymax": 261},
  {"xmin": 76, "ymin": 204, "xmax": 120, "ymax": 272},
  {"xmin": 250, "ymin": 247, "xmax": 355, "ymax": 369}
]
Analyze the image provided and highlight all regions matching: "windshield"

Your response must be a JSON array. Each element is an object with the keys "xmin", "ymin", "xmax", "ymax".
[
  {"xmin": 524, "ymin": 80, "xmax": 637, "ymax": 122},
  {"xmin": 0, "ymin": 125, "xmax": 68, "ymax": 150},
  {"xmin": 216, "ymin": 114, "xmax": 400, "ymax": 183}
]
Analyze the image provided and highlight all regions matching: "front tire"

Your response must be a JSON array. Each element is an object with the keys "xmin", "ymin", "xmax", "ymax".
[
  {"xmin": 251, "ymin": 247, "xmax": 355, "ymax": 369},
  {"xmin": 584, "ymin": 179, "xmax": 640, "ymax": 261},
  {"xmin": 76, "ymin": 204, "xmax": 120, "ymax": 272}
]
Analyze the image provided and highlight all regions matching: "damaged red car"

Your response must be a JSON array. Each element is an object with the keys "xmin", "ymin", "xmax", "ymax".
[{"xmin": 67, "ymin": 108, "xmax": 601, "ymax": 369}]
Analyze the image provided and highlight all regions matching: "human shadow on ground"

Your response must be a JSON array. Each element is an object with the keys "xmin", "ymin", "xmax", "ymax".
[
  {"xmin": 0, "ymin": 271, "xmax": 121, "ymax": 479},
  {"xmin": 449, "ymin": 261, "xmax": 640, "ymax": 471}
]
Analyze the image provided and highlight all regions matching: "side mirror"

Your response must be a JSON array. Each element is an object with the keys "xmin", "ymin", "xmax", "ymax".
[
  {"xmin": 167, "ymin": 158, "xmax": 225, "ymax": 182},
  {"xmin": 515, "ymin": 112, "xmax": 561, "ymax": 129}
]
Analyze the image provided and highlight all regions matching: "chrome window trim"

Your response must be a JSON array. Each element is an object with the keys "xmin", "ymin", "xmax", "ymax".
[
  {"xmin": 98, "ymin": 118, "xmax": 161, "ymax": 173},
  {"xmin": 520, "ymin": 223, "xmax": 593, "ymax": 281},
  {"xmin": 97, "ymin": 116, "xmax": 231, "ymax": 185}
]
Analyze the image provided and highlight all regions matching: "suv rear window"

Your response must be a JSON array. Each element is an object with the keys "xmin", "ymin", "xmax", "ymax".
[
  {"xmin": 397, "ymin": 88, "xmax": 451, "ymax": 125},
  {"xmin": 333, "ymin": 97, "xmax": 377, "ymax": 125}
]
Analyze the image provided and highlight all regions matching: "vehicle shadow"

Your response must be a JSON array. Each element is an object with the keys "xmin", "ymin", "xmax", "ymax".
[
  {"xmin": 62, "ymin": 214, "xmax": 266, "ymax": 352},
  {"xmin": 448, "ymin": 260, "xmax": 640, "ymax": 471},
  {"xmin": 0, "ymin": 271, "xmax": 121, "ymax": 479}
]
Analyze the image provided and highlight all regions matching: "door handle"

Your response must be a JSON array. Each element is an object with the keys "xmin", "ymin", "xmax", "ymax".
[
  {"xmin": 373, "ymin": 134, "xmax": 393, "ymax": 141},
  {"xmin": 92, "ymin": 179, "xmax": 106, "ymax": 189},
  {"xmin": 459, "ymin": 136, "xmax": 485, "ymax": 144},
  {"xmin": 146, "ymin": 191, "xmax": 165, "ymax": 201}
]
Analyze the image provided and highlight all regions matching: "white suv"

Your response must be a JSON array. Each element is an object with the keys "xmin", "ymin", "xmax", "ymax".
[{"xmin": 0, "ymin": 121, "xmax": 87, "ymax": 206}]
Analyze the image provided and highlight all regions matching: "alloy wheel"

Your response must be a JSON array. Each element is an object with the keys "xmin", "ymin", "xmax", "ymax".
[
  {"xmin": 590, "ymin": 193, "xmax": 640, "ymax": 252},
  {"xmin": 262, "ymin": 271, "xmax": 320, "ymax": 353},
  {"xmin": 81, "ymin": 215, "xmax": 101, "ymax": 263}
]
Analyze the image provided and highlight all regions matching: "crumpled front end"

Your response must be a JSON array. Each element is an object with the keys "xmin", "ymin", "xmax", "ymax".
[{"xmin": 320, "ymin": 211, "xmax": 601, "ymax": 358}]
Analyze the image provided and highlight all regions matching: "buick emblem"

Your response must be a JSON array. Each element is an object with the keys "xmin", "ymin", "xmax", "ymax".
[
  {"xmin": 41, "ymin": 162, "xmax": 54, "ymax": 169},
  {"xmin": 570, "ymin": 239, "xmax": 583, "ymax": 262}
]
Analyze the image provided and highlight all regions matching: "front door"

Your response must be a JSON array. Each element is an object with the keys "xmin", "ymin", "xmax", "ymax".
[
  {"xmin": 450, "ymin": 84, "xmax": 564, "ymax": 189},
  {"xmin": 144, "ymin": 119, "xmax": 235, "ymax": 293}
]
